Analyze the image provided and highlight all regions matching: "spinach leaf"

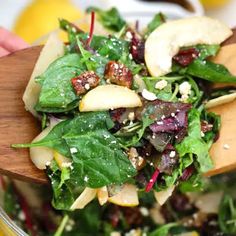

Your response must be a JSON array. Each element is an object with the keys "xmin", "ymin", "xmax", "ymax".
[
  {"xmin": 185, "ymin": 60, "xmax": 236, "ymax": 83},
  {"xmin": 36, "ymin": 54, "xmax": 85, "ymax": 109},
  {"xmin": 86, "ymin": 7, "xmax": 126, "ymax": 32},
  {"xmin": 145, "ymin": 12, "xmax": 166, "ymax": 38},
  {"xmin": 219, "ymin": 194, "xmax": 236, "ymax": 234},
  {"xmin": 35, "ymin": 99, "xmax": 79, "ymax": 113},
  {"xmin": 14, "ymin": 112, "xmax": 136, "ymax": 188},
  {"xmin": 47, "ymin": 161, "xmax": 74, "ymax": 210},
  {"xmin": 195, "ymin": 44, "xmax": 220, "ymax": 60},
  {"xmin": 176, "ymin": 109, "xmax": 213, "ymax": 173},
  {"xmin": 149, "ymin": 223, "xmax": 179, "ymax": 236}
]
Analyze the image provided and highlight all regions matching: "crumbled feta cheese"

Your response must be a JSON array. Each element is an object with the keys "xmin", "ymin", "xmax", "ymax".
[
  {"xmin": 155, "ymin": 79, "xmax": 168, "ymax": 90},
  {"xmin": 125, "ymin": 31, "xmax": 133, "ymax": 40},
  {"xmin": 179, "ymin": 81, "xmax": 191, "ymax": 102},
  {"xmin": 70, "ymin": 147, "xmax": 78, "ymax": 154},
  {"xmin": 61, "ymin": 162, "xmax": 72, "ymax": 168},
  {"xmin": 18, "ymin": 211, "xmax": 26, "ymax": 221},
  {"xmin": 201, "ymin": 131, "xmax": 205, "ymax": 137},
  {"xmin": 84, "ymin": 83, "xmax": 90, "ymax": 90},
  {"xmin": 223, "ymin": 144, "xmax": 230, "ymax": 150},
  {"xmin": 142, "ymin": 89, "xmax": 157, "ymax": 101},
  {"xmin": 140, "ymin": 207, "xmax": 149, "ymax": 216},
  {"xmin": 65, "ymin": 224, "xmax": 73, "ymax": 232},
  {"xmin": 171, "ymin": 112, "xmax": 175, "ymax": 117},
  {"xmin": 161, "ymin": 115, "xmax": 166, "ymax": 120},
  {"xmin": 45, "ymin": 161, "xmax": 51, "ymax": 166},
  {"xmin": 128, "ymin": 112, "xmax": 135, "ymax": 121},
  {"xmin": 84, "ymin": 176, "xmax": 89, "ymax": 182},
  {"xmin": 169, "ymin": 151, "xmax": 176, "ymax": 158}
]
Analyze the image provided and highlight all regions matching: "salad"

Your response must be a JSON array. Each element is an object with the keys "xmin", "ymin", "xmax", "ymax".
[{"xmin": 10, "ymin": 6, "xmax": 236, "ymax": 235}]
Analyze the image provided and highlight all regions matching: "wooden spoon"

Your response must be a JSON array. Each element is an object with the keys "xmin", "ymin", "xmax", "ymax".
[{"xmin": 1, "ymin": 31, "xmax": 236, "ymax": 184}]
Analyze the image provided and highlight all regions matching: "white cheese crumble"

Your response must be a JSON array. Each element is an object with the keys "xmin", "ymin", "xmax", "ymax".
[
  {"xmin": 45, "ymin": 161, "xmax": 51, "ymax": 166},
  {"xmin": 70, "ymin": 147, "xmax": 78, "ymax": 154},
  {"xmin": 201, "ymin": 131, "xmax": 205, "ymax": 137},
  {"xmin": 142, "ymin": 89, "xmax": 157, "ymax": 101},
  {"xmin": 169, "ymin": 151, "xmax": 176, "ymax": 158},
  {"xmin": 140, "ymin": 207, "xmax": 149, "ymax": 216},
  {"xmin": 18, "ymin": 211, "xmax": 26, "ymax": 221},
  {"xmin": 179, "ymin": 81, "xmax": 191, "ymax": 102},
  {"xmin": 155, "ymin": 79, "xmax": 168, "ymax": 90},
  {"xmin": 61, "ymin": 162, "xmax": 72, "ymax": 168},
  {"xmin": 223, "ymin": 144, "xmax": 230, "ymax": 150},
  {"xmin": 84, "ymin": 176, "xmax": 89, "ymax": 182},
  {"xmin": 128, "ymin": 112, "xmax": 135, "ymax": 121}
]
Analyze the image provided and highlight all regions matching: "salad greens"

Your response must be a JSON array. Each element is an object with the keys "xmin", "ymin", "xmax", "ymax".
[{"xmin": 10, "ymin": 6, "xmax": 236, "ymax": 236}]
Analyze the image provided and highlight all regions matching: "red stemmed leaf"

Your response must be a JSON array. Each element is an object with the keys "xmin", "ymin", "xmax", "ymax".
[
  {"xmin": 145, "ymin": 168, "xmax": 160, "ymax": 192},
  {"xmin": 86, "ymin": 11, "xmax": 95, "ymax": 46}
]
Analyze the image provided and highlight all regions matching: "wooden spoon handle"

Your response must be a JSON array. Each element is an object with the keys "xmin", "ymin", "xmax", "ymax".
[{"xmin": 0, "ymin": 46, "xmax": 47, "ymax": 184}]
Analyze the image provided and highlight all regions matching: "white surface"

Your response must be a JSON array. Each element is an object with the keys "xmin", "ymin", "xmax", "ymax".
[
  {"xmin": 0, "ymin": 0, "xmax": 203, "ymax": 30},
  {"xmin": 206, "ymin": 0, "xmax": 236, "ymax": 27}
]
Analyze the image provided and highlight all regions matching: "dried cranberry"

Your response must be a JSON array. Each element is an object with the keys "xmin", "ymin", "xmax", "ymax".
[
  {"xmin": 127, "ymin": 28, "xmax": 145, "ymax": 63},
  {"xmin": 104, "ymin": 61, "xmax": 133, "ymax": 88},
  {"xmin": 71, "ymin": 71, "xmax": 100, "ymax": 95},
  {"xmin": 109, "ymin": 108, "xmax": 126, "ymax": 122},
  {"xmin": 173, "ymin": 48, "xmax": 199, "ymax": 67}
]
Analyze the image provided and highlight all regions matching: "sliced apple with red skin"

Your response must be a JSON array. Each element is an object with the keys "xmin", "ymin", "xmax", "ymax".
[
  {"xmin": 145, "ymin": 16, "xmax": 232, "ymax": 77},
  {"xmin": 79, "ymin": 85, "xmax": 142, "ymax": 112}
]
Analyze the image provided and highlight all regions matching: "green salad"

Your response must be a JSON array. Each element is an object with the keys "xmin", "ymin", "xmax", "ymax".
[{"xmin": 9, "ymin": 7, "xmax": 236, "ymax": 236}]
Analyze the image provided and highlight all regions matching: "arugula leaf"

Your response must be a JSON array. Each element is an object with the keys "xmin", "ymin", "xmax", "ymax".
[
  {"xmin": 86, "ymin": 7, "xmax": 126, "ymax": 32},
  {"xmin": 115, "ymin": 116, "xmax": 154, "ymax": 148},
  {"xmin": 176, "ymin": 109, "xmax": 213, "ymax": 173},
  {"xmin": 145, "ymin": 13, "xmax": 166, "ymax": 38},
  {"xmin": 149, "ymin": 223, "xmax": 179, "ymax": 236},
  {"xmin": 219, "ymin": 194, "xmax": 236, "ymax": 234},
  {"xmin": 14, "ymin": 112, "xmax": 136, "ymax": 189},
  {"xmin": 36, "ymin": 54, "xmax": 85, "ymax": 109}
]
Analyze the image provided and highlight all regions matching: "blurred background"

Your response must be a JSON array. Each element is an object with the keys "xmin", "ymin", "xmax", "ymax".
[{"xmin": 0, "ymin": 0, "xmax": 236, "ymax": 44}]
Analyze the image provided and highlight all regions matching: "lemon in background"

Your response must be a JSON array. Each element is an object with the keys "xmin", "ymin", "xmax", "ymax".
[
  {"xmin": 200, "ymin": 0, "xmax": 230, "ymax": 9},
  {"xmin": 13, "ymin": 0, "xmax": 86, "ymax": 43}
]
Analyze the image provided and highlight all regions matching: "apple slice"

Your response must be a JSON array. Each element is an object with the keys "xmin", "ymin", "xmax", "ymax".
[
  {"xmin": 154, "ymin": 186, "xmax": 175, "ymax": 206},
  {"xmin": 23, "ymin": 33, "xmax": 64, "ymax": 117},
  {"xmin": 205, "ymin": 92, "xmax": 236, "ymax": 109},
  {"xmin": 70, "ymin": 187, "xmax": 97, "ymax": 210},
  {"xmin": 145, "ymin": 16, "xmax": 232, "ymax": 77},
  {"xmin": 79, "ymin": 85, "xmax": 142, "ymax": 112},
  {"xmin": 108, "ymin": 184, "xmax": 139, "ymax": 207},
  {"xmin": 97, "ymin": 186, "xmax": 109, "ymax": 206}
]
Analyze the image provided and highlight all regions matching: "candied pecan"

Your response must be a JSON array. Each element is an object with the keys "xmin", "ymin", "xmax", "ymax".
[
  {"xmin": 104, "ymin": 61, "xmax": 133, "ymax": 88},
  {"xmin": 71, "ymin": 71, "xmax": 100, "ymax": 95},
  {"xmin": 201, "ymin": 120, "xmax": 213, "ymax": 133}
]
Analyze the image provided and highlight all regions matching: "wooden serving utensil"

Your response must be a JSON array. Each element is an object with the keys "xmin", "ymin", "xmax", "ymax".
[{"xmin": 0, "ymin": 31, "xmax": 236, "ymax": 184}]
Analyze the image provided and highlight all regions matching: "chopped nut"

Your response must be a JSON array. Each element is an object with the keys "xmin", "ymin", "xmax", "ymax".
[
  {"xmin": 71, "ymin": 71, "xmax": 100, "ymax": 95},
  {"xmin": 104, "ymin": 61, "xmax": 133, "ymax": 88}
]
